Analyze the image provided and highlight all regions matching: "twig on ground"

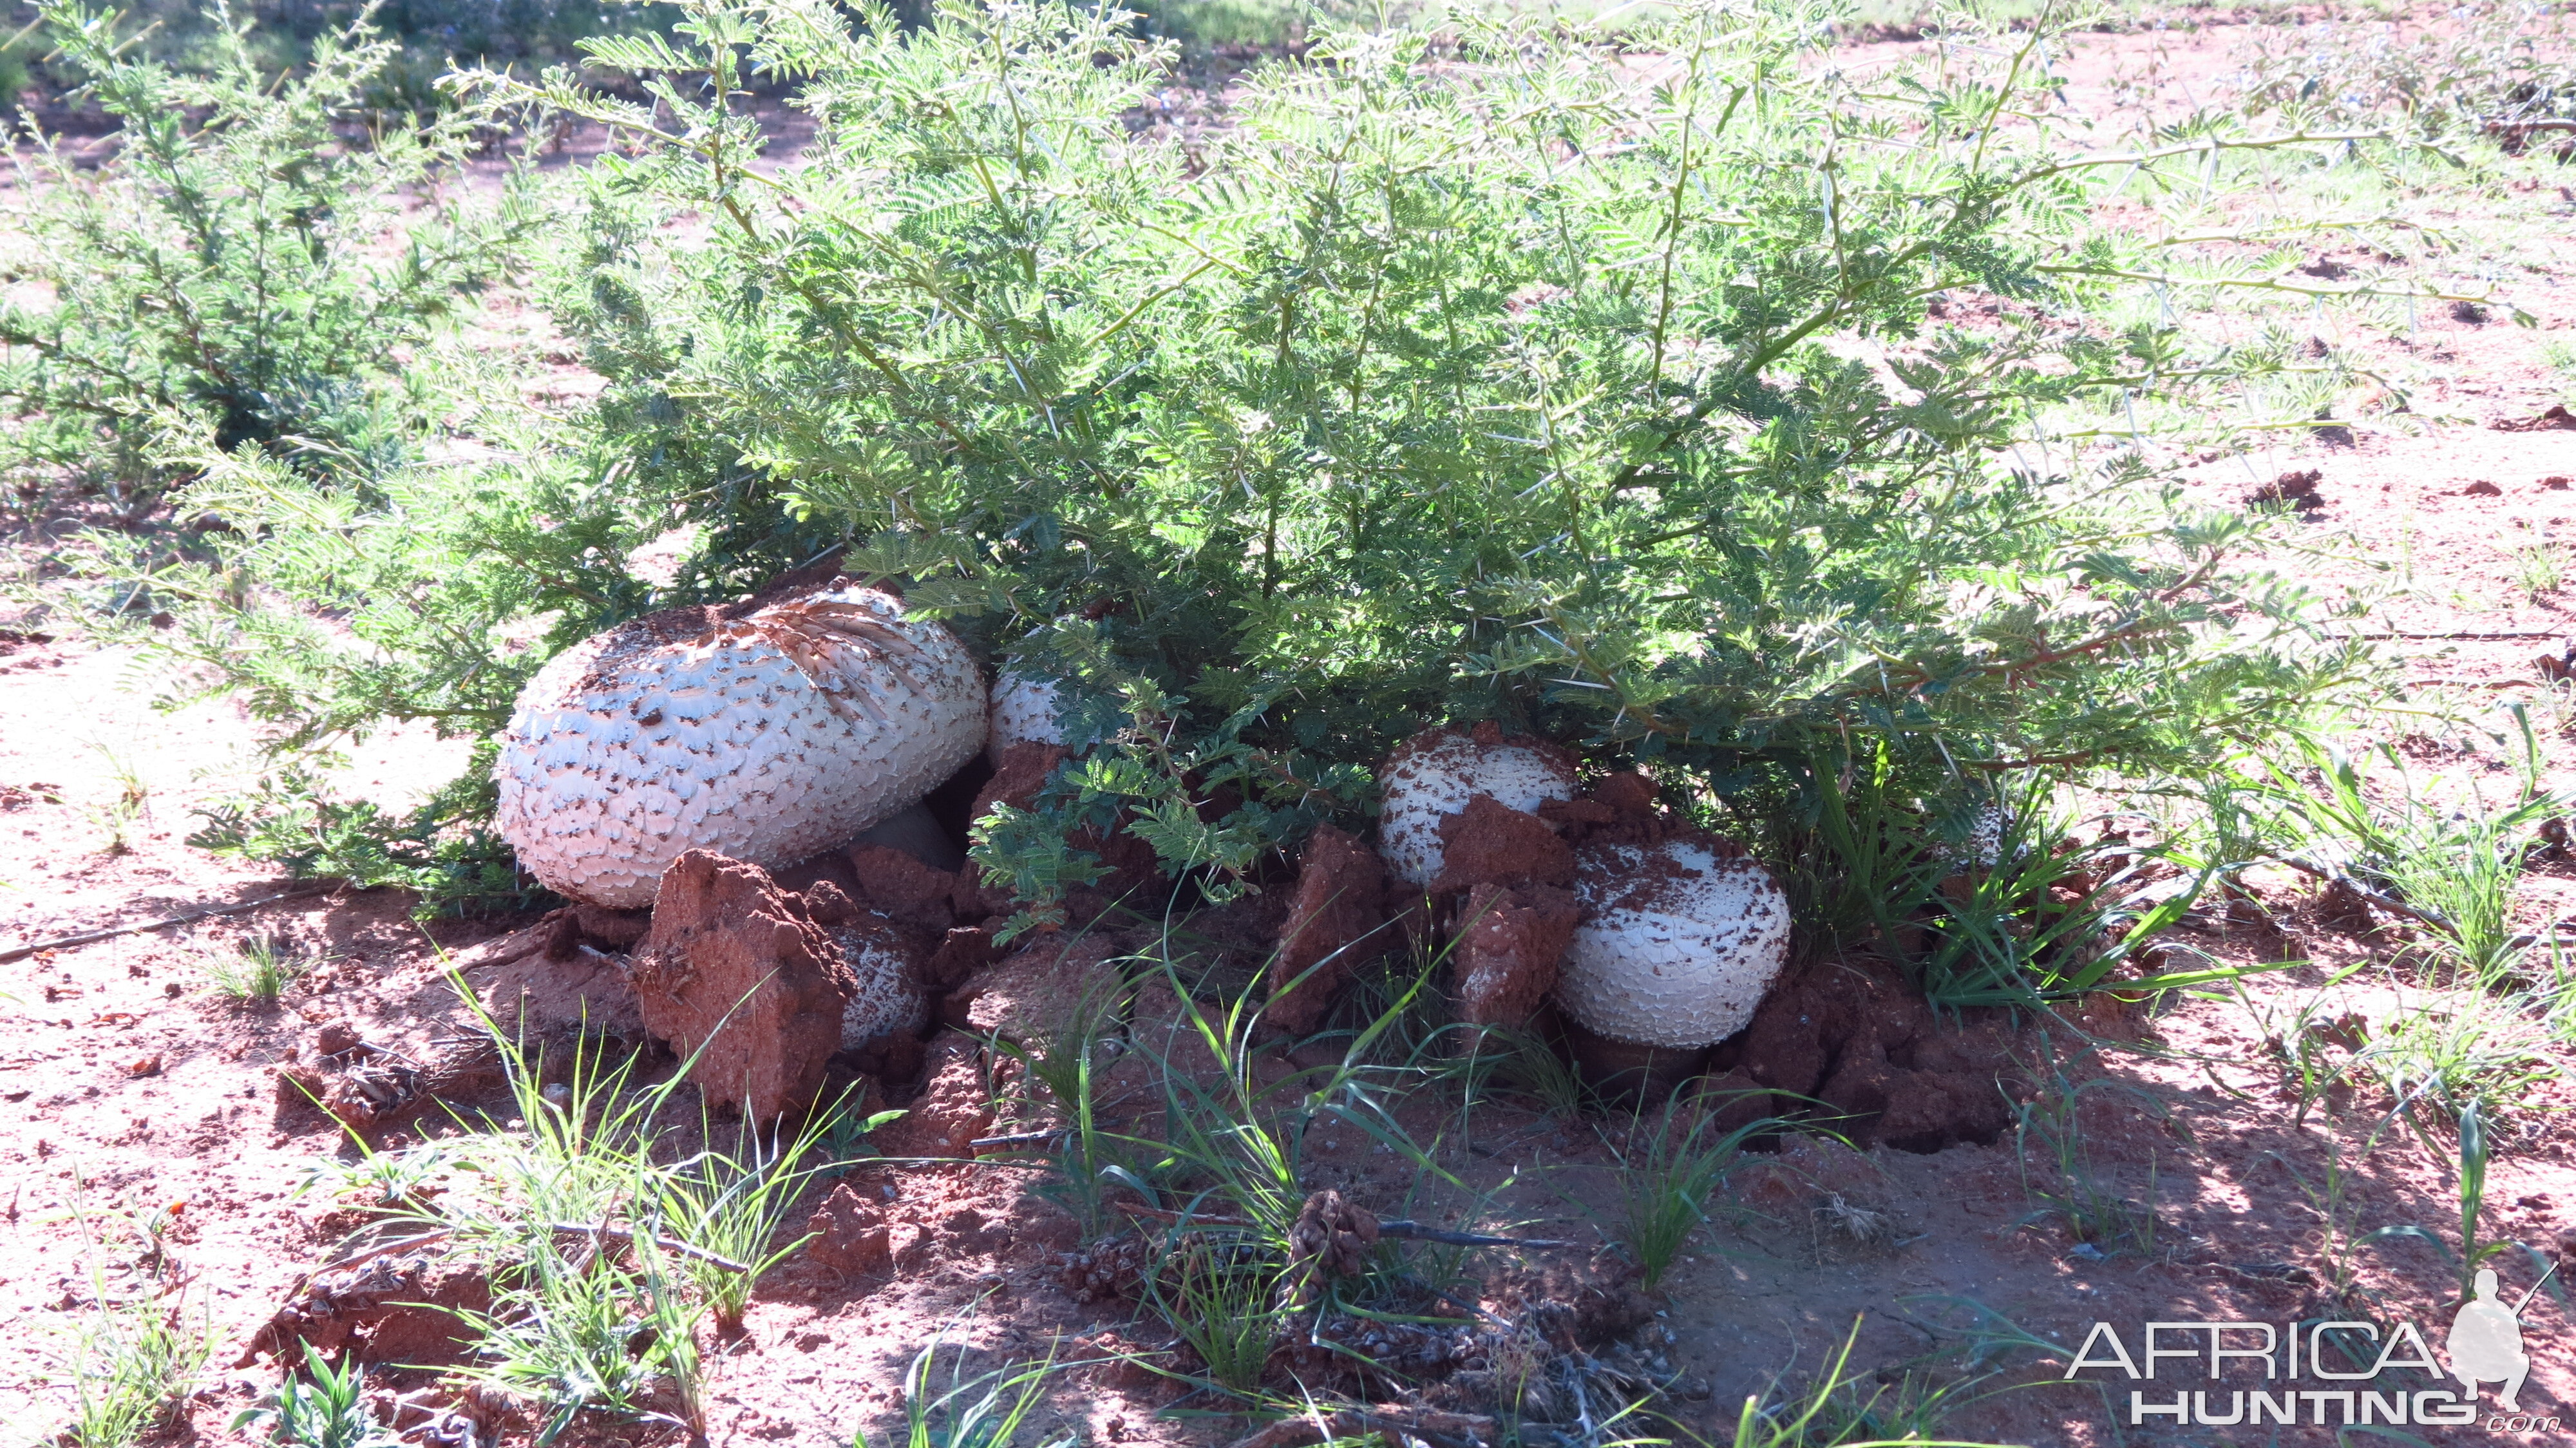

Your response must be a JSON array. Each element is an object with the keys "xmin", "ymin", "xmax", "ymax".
[
  {"xmin": 2269, "ymin": 855, "xmax": 2448, "ymax": 930},
  {"xmin": 1112, "ymin": 1201, "xmax": 1573, "ymax": 1249},
  {"xmin": 1225, "ymin": 1404, "xmax": 1498, "ymax": 1448},
  {"xmin": 544, "ymin": 1222, "xmax": 752, "ymax": 1273},
  {"xmin": 0, "ymin": 881, "xmax": 336, "ymax": 963},
  {"xmin": 1376, "ymin": 1219, "xmax": 1577, "ymax": 1249}
]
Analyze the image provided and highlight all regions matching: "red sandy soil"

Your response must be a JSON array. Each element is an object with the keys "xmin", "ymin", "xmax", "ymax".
[{"xmin": 10, "ymin": 10, "xmax": 2576, "ymax": 1447}]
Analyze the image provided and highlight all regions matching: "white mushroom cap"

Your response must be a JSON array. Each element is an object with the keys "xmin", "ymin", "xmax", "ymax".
[
  {"xmin": 1925, "ymin": 801, "xmax": 2014, "ymax": 873},
  {"xmin": 1378, "ymin": 727, "xmax": 1577, "ymax": 888},
  {"xmin": 837, "ymin": 917, "xmax": 928, "ymax": 1052},
  {"xmin": 1958, "ymin": 803, "xmax": 2009, "ymax": 870},
  {"xmin": 987, "ymin": 667, "xmax": 1068, "ymax": 764},
  {"xmin": 1553, "ymin": 839, "xmax": 1790, "ymax": 1049},
  {"xmin": 495, "ymin": 584, "xmax": 987, "ymax": 908}
]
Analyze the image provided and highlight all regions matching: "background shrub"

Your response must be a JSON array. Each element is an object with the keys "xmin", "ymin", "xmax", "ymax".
[
  {"xmin": 459, "ymin": 0, "xmax": 2369, "ymax": 934},
  {"xmin": 2237, "ymin": 0, "xmax": 2575, "ymax": 136},
  {"xmin": 0, "ymin": 0, "xmax": 687, "ymax": 114},
  {"xmin": 44, "ymin": 0, "xmax": 2392, "ymax": 953},
  {"xmin": 0, "ymin": 1, "xmax": 532, "ymax": 514}
]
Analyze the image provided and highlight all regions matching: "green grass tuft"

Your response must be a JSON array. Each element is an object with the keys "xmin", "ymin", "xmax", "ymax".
[{"xmin": 202, "ymin": 937, "xmax": 307, "ymax": 1005}]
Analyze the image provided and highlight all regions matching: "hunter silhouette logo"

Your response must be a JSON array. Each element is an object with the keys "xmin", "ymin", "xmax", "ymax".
[
  {"xmin": 2448, "ymin": 1268, "xmax": 2535, "ymax": 1412},
  {"xmin": 2063, "ymin": 1266, "xmax": 2560, "ymax": 1431}
]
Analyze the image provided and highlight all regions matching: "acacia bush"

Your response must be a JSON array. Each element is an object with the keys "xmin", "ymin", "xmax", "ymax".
[
  {"xmin": 458, "ymin": 0, "xmax": 2367, "ymax": 928},
  {"xmin": 111, "ymin": 0, "xmax": 2387, "ymax": 953},
  {"xmin": 0, "ymin": 0, "xmax": 686, "ymax": 116},
  {"xmin": 2237, "ymin": 0, "xmax": 2575, "ymax": 136},
  {"xmin": 0, "ymin": 1, "xmax": 529, "ymax": 515}
]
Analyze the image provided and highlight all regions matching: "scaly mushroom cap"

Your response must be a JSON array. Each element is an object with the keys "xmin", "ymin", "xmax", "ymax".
[
  {"xmin": 1378, "ymin": 726, "xmax": 1578, "ymax": 888},
  {"xmin": 495, "ymin": 584, "xmax": 986, "ymax": 908},
  {"xmin": 987, "ymin": 667, "xmax": 1067, "ymax": 765},
  {"xmin": 1954, "ymin": 803, "xmax": 2009, "ymax": 871},
  {"xmin": 837, "ymin": 917, "xmax": 928, "ymax": 1052},
  {"xmin": 1553, "ymin": 838, "xmax": 1790, "ymax": 1049}
]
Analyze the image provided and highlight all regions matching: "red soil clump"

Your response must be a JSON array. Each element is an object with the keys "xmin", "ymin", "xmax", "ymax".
[
  {"xmin": 632, "ymin": 850, "xmax": 856, "ymax": 1124},
  {"xmin": 1265, "ymin": 823, "xmax": 1390, "ymax": 1033}
]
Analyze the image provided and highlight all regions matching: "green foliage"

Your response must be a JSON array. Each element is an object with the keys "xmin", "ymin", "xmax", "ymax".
[
  {"xmin": 294, "ymin": 1135, "xmax": 461, "ymax": 1212},
  {"xmin": 1791, "ymin": 763, "xmax": 2282, "ymax": 1007},
  {"xmin": 2513, "ymin": 542, "xmax": 2565, "ymax": 599},
  {"xmin": 446, "ymin": 0, "xmax": 2371, "ymax": 935},
  {"xmin": 1915, "ymin": 788, "xmax": 2262, "ymax": 1009},
  {"xmin": 231, "ymin": 1352, "xmax": 405, "ymax": 1448},
  {"xmin": 1144, "ymin": 1234, "xmax": 1286, "ymax": 1396},
  {"xmin": 1607, "ymin": 1096, "xmax": 1776, "ymax": 1288},
  {"xmin": 651, "ymin": 1111, "xmax": 835, "ymax": 1333},
  {"xmin": 88, "ymin": 376, "xmax": 640, "ymax": 721},
  {"xmin": 380, "ymin": 1000, "xmax": 728, "ymax": 1441},
  {"xmin": 2362, "ymin": 973, "xmax": 2561, "ymax": 1129},
  {"xmin": 355, "ymin": 993, "xmax": 910, "ymax": 1440},
  {"xmin": 0, "ymin": 1, "xmax": 527, "ymax": 511},
  {"xmin": 11, "ymin": 5, "xmax": 647, "ymax": 898},
  {"xmin": 77, "ymin": 736, "xmax": 151, "ymax": 854},
  {"xmin": 202, "ymin": 934, "xmax": 308, "ymax": 1003},
  {"xmin": 1734, "ymin": 1320, "xmax": 1995, "ymax": 1448},
  {"xmin": 988, "ymin": 964, "xmax": 1139, "ymax": 1239},
  {"xmin": 1461, "ymin": 1024, "xmax": 1598, "ymax": 1122},
  {"xmin": 1128, "ymin": 0, "xmax": 1312, "ymax": 50},
  {"xmin": 2363, "ymin": 1099, "xmax": 2573, "ymax": 1325},
  {"xmin": 2451, "ymin": 1101, "xmax": 2510, "ymax": 1299},
  {"xmin": 2257, "ymin": 719, "xmax": 2562, "ymax": 983},
  {"xmin": 1147, "ymin": 970, "xmax": 1311, "ymax": 1243},
  {"xmin": 1, "ymin": 0, "xmax": 683, "ymax": 116},
  {"xmin": 2009, "ymin": 1036, "xmax": 2168, "ymax": 1255},
  {"xmin": 857, "ymin": 1326, "xmax": 1075, "ymax": 1448},
  {"xmin": 14, "ymin": 8, "xmax": 648, "ymax": 875},
  {"xmin": 2230, "ymin": 962, "xmax": 2370, "ymax": 1130},
  {"xmin": 52, "ymin": 1290, "xmax": 216, "ymax": 1448},
  {"xmin": 459, "ymin": 1243, "xmax": 693, "ymax": 1443},
  {"xmin": 189, "ymin": 756, "xmax": 548, "ymax": 917},
  {"xmin": 2237, "ymin": 0, "xmax": 2576, "ymax": 136}
]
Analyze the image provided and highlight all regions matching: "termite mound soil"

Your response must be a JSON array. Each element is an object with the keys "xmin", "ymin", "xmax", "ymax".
[{"xmin": 1690, "ymin": 951, "xmax": 2101, "ymax": 1154}]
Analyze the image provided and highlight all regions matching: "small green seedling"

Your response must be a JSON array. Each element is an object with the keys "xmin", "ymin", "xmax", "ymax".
[{"xmin": 231, "ymin": 1350, "xmax": 403, "ymax": 1448}]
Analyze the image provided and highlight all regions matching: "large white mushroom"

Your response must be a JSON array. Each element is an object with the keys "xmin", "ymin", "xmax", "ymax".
[
  {"xmin": 1551, "ymin": 838, "xmax": 1790, "ymax": 1049},
  {"xmin": 495, "ymin": 582, "xmax": 986, "ymax": 908},
  {"xmin": 1377, "ymin": 725, "xmax": 1578, "ymax": 888}
]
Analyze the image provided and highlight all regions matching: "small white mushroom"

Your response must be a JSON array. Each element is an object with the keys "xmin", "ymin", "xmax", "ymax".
[
  {"xmin": 837, "ymin": 916, "xmax": 928, "ymax": 1053},
  {"xmin": 1926, "ymin": 801, "xmax": 2014, "ymax": 873},
  {"xmin": 1957, "ymin": 803, "xmax": 2009, "ymax": 870},
  {"xmin": 1377, "ymin": 726, "xmax": 1578, "ymax": 888},
  {"xmin": 987, "ymin": 667, "xmax": 1068, "ymax": 763},
  {"xmin": 495, "ymin": 583, "xmax": 986, "ymax": 908},
  {"xmin": 1552, "ymin": 839, "xmax": 1790, "ymax": 1049}
]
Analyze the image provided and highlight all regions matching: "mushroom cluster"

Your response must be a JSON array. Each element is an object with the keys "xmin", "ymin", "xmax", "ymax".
[
  {"xmin": 494, "ymin": 583, "xmax": 985, "ymax": 909},
  {"xmin": 1269, "ymin": 722, "xmax": 1793, "ymax": 1080}
]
